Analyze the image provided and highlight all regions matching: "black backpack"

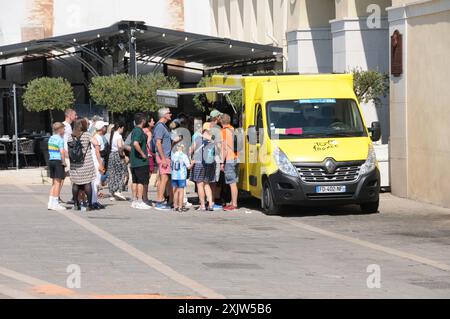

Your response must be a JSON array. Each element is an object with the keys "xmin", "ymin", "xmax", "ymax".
[
  {"xmin": 225, "ymin": 127, "xmax": 243, "ymax": 155},
  {"xmin": 68, "ymin": 134, "xmax": 90, "ymax": 165}
]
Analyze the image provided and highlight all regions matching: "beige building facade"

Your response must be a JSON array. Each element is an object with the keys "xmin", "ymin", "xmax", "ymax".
[{"xmin": 388, "ymin": 0, "xmax": 450, "ymax": 208}]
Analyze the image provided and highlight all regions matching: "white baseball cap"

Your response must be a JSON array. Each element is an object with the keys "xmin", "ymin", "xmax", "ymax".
[{"xmin": 94, "ymin": 120, "xmax": 109, "ymax": 130}]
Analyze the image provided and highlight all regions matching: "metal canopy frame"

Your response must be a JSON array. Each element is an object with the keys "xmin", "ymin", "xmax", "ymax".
[
  {"xmin": 0, "ymin": 80, "xmax": 21, "ymax": 170},
  {"xmin": 0, "ymin": 21, "xmax": 282, "ymax": 71}
]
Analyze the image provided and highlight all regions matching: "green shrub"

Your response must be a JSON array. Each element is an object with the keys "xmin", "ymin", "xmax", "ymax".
[
  {"xmin": 23, "ymin": 77, "xmax": 74, "ymax": 122},
  {"xmin": 89, "ymin": 73, "xmax": 179, "ymax": 113},
  {"xmin": 352, "ymin": 68, "xmax": 389, "ymax": 107}
]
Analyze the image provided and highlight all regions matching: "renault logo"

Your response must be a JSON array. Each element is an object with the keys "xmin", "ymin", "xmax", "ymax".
[{"xmin": 324, "ymin": 158, "xmax": 337, "ymax": 174}]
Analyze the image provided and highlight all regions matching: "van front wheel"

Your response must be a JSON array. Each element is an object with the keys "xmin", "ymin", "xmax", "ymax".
[
  {"xmin": 360, "ymin": 200, "xmax": 380, "ymax": 214},
  {"xmin": 262, "ymin": 180, "xmax": 280, "ymax": 215}
]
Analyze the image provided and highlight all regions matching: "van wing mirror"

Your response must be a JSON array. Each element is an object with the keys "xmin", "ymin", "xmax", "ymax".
[
  {"xmin": 369, "ymin": 121, "xmax": 381, "ymax": 142},
  {"xmin": 247, "ymin": 126, "xmax": 257, "ymax": 145}
]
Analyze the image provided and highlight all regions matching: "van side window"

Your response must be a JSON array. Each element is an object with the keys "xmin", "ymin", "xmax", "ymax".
[{"xmin": 255, "ymin": 104, "xmax": 264, "ymax": 144}]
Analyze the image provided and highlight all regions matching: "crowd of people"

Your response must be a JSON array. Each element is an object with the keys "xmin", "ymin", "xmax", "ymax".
[{"xmin": 46, "ymin": 107, "xmax": 241, "ymax": 213}]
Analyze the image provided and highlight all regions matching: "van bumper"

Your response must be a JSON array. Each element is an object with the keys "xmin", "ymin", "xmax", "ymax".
[{"xmin": 267, "ymin": 168, "xmax": 380, "ymax": 206}]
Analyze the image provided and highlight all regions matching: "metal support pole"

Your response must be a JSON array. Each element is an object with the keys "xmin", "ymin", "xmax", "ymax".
[
  {"xmin": 128, "ymin": 28, "xmax": 137, "ymax": 77},
  {"xmin": 12, "ymin": 83, "xmax": 19, "ymax": 171}
]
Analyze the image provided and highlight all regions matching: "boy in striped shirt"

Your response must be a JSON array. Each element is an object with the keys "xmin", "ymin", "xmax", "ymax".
[
  {"xmin": 171, "ymin": 143, "xmax": 191, "ymax": 212},
  {"xmin": 47, "ymin": 122, "xmax": 67, "ymax": 211}
]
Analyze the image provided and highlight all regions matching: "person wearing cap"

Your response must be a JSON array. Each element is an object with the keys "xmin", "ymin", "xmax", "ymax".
[
  {"xmin": 88, "ymin": 115, "xmax": 103, "ymax": 134},
  {"xmin": 47, "ymin": 122, "xmax": 67, "ymax": 211},
  {"xmin": 90, "ymin": 120, "xmax": 108, "ymax": 210},
  {"xmin": 190, "ymin": 122, "xmax": 217, "ymax": 211},
  {"xmin": 207, "ymin": 109, "xmax": 224, "ymax": 211}
]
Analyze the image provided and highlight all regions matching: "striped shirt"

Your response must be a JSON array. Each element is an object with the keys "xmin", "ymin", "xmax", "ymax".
[
  {"xmin": 171, "ymin": 151, "xmax": 190, "ymax": 181},
  {"xmin": 48, "ymin": 134, "xmax": 64, "ymax": 161}
]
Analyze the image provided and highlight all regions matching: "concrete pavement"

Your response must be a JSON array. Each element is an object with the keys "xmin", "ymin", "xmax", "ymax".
[{"xmin": 0, "ymin": 171, "xmax": 450, "ymax": 298}]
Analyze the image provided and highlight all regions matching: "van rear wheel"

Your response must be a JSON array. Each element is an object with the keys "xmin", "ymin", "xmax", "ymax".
[
  {"xmin": 360, "ymin": 200, "xmax": 379, "ymax": 214},
  {"xmin": 262, "ymin": 180, "xmax": 280, "ymax": 215}
]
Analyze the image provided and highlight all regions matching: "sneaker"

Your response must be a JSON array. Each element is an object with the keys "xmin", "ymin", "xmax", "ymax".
[
  {"xmin": 181, "ymin": 207, "xmax": 190, "ymax": 212},
  {"xmin": 184, "ymin": 201, "xmax": 193, "ymax": 208},
  {"xmin": 223, "ymin": 205, "xmax": 238, "ymax": 212},
  {"xmin": 212, "ymin": 204, "xmax": 223, "ymax": 211},
  {"xmin": 195, "ymin": 206, "xmax": 207, "ymax": 212},
  {"xmin": 92, "ymin": 202, "xmax": 105, "ymax": 210},
  {"xmin": 144, "ymin": 200, "xmax": 153, "ymax": 207},
  {"xmin": 154, "ymin": 202, "xmax": 171, "ymax": 211},
  {"xmin": 131, "ymin": 201, "xmax": 137, "ymax": 208},
  {"xmin": 113, "ymin": 192, "xmax": 127, "ymax": 201},
  {"xmin": 134, "ymin": 201, "xmax": 152, "ymax": 210},
  {"xmin": 48, "ymin": 204, "xmax": 66, "ymax": 211}
]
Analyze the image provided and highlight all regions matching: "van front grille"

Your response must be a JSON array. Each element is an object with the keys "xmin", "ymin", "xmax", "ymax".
[{"xmin": 296, "ymin": 165, "xmax": 361, "ymax": 183}]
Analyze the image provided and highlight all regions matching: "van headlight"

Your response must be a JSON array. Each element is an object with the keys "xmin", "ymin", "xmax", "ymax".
[
  {"xmin": 273, "ymin": 147, "xmax": 298, "ymax": 177},
  {"xmin": 360, "ymin": 144, "xmax": 377, "ymax": 175}
]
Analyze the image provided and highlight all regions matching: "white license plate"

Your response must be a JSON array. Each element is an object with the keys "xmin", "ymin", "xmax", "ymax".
[{"xmin": 315, "ymin": 185, "xmax": 347, "ymax": 193}]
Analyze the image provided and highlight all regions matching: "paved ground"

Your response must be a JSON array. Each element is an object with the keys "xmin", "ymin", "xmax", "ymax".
[{"xmin": 1, "ymin": 171, "xmax": 450, "ymax": 299}]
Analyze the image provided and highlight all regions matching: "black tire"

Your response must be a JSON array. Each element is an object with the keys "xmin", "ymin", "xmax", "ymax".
[
  {"xmin": 360, "ymin": 200, "xmax": 380, "ymax": 214},
  {"xmin": 262, "ymin": 179, "xmax": 281, "ymax": 215}
]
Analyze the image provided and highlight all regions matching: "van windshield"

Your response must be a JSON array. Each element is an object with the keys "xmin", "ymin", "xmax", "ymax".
[{"xmin": 266, "ymin": 99, "xmax": 367, "ymax": 139}]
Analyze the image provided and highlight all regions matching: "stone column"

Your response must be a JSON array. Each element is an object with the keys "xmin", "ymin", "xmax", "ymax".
[
  {"xmin": 386, "ymin": 4, "xmax": 408, "ymax": 198},
  {"xmin": 286, "ymin": 0, "xmax": 335, "ymax": 73}
]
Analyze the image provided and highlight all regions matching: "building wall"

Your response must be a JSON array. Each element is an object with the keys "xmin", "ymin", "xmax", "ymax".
[
  {"xmin": 406, "ymin": 8, "xmax": 450, "ymax": 207},
  {"xmin": 286, "ymin": 0, "xmax": 335, "ymax": 73},
  {"xmin": 388, "ymin": 0, "xmax": 450, "ymax": 208},
  {"xmin": 0, "ymin": 0, "xmax": 211, "ymax": 46}
]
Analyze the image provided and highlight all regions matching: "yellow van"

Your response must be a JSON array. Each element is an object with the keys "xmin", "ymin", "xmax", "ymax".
[{"xmin": 157, "ymin": 73, "xmax": 381, "ymax": 215}]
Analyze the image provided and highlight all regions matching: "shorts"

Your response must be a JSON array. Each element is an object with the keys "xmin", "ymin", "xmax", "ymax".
[
  {"xmin": 191, "ymin": 162, "xmax": 216, "ymax": 183},
  {"xmin": 48, "ymin": 160, "xmax": 66, "ymax": 180},
  {"xmin": 131, "ymin": 165, "xmax": 150, "ymax": 185},
  {"xmin": 224, "ymin": 162, "xmax": 239, "ymax": 184},
  {"xmin": 172, "ymin": 179, "xmax": 187, "ymax": 188},
  {"xmin": 156, "ymin": 155, "xmax": 171, "ymax": 175}
]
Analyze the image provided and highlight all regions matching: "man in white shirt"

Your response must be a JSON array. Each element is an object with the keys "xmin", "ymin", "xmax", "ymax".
[
  {"xmin": 62, "ymin": 109, "xmax": 77, "ymax": 163},
  {"xmin": 61, "ymin": 109, "xmax": 77, "ymax": 204}
]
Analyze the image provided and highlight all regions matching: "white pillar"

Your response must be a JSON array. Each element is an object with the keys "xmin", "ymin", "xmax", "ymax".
[
  {"xmin": 386, "ymin": 4, "xmax": 408, "ymax": 198},
  {"xmin": 287, "ymin": 28, "xmax": 333, "ymax": 73}
]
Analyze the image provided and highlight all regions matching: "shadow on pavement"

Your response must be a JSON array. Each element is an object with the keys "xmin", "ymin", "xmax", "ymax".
[{"xmin": 237, "ymin": 196, "xmax": 377, "ymax": 218}]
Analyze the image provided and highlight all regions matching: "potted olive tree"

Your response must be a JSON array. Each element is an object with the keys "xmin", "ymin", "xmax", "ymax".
[
  {"xmin": 23, "ymin": 77, "xmax": 75, "ymax": 125},
  {"xmin": 89, "ymin": 73, "xmax": 179, "ymax": 117}
]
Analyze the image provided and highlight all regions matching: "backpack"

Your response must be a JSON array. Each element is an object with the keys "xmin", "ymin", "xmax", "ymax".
[
  {"xmin": 202, "ymin": 138, "xmax": 216, "ymax": 165},
  {"xmin": 67, "ymin": 134, "xmax": 90, "ymax": 165},
  {"xmin": 224, "ymin": 127, "xmax": 243, "ymax": 158},
  {"xmin": 100, "ymin": 135, "xmax": 110, "ymax": 159}
]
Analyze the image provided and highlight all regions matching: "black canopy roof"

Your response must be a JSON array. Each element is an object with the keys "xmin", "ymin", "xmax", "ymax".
[{"xmin": 0, "ymin": 21, "xmax": 281, "ymax": 68}]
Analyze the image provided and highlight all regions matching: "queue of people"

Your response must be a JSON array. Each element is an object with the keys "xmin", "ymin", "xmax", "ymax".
[{"xmin": 47, "ymin": 107, "xmax": 241, "ymax": 213}]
